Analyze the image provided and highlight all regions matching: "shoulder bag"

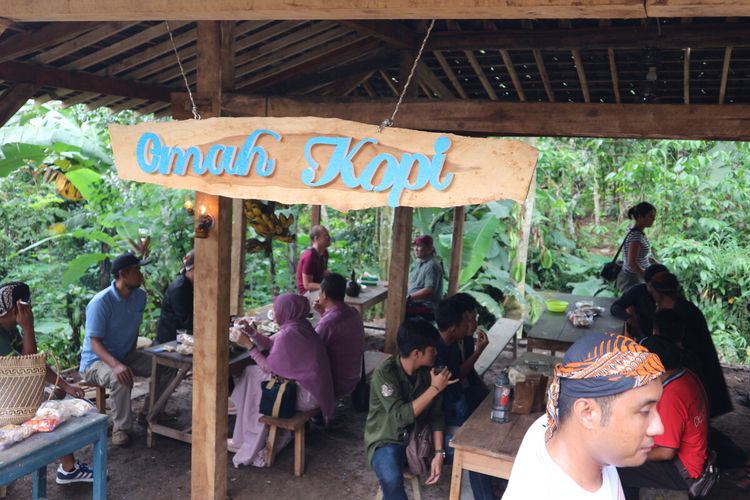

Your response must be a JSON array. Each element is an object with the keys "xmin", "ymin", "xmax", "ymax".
[
  {"xmin": 259, "ymin": 376, "xmax": 297, "ymax": 419},
  {"xmin": 405, "ymin": 420, "xmax": 434, "ymax": 477},
  {"xmin": 681, "ymin": 450, "xmax": 719, "ymax": 498},
  {"xmin": 600, "ymin": 230, "xmax": 632, "ymax": 282}
]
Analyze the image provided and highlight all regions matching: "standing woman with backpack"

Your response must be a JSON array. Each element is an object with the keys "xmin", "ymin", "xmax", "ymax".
[{"xmin": 616, "ymin": 202, "xmax": 658, "ymax": 292}]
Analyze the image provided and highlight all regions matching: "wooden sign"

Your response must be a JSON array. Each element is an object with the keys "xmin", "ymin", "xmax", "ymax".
[{"xmin": 109, "ymin": 117, "xmax": 537, "ymax": 211}]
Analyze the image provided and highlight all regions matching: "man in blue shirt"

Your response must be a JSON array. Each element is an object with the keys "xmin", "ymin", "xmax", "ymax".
[{"xmin": 80, "ymin": 253, "xmax": 152, "ymax": 446}]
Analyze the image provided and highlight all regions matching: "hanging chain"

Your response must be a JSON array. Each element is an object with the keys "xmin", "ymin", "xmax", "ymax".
[
  {"xmin": 165, "ymin": 21, "xmax": 201, "ymax": 120},
  {"xmin": 377, "ymin": 19, "xmax": 436, "ymax": 133}
]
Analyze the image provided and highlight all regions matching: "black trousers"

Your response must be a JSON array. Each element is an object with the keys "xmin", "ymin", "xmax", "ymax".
[{"xmin": 618, "ymin": 460, "xmax": 690, "ymax": 500}]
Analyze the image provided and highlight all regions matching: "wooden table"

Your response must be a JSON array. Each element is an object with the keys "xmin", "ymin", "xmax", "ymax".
[
  {"xmin": 448, "ymin": 394, "xmax": 541, "ymax": 500},
  {"xmin": 0, "ymin": 413, "xmax": 108, "ymax": 500},
  {"xmin": 344, "ymin": 282, "xmax": 388, "ymax": 315},
  {"xmin": 527, "ymin": 292, "xmax": 624, "ymax": 355},
  {"xmin": 144, "ymin": 341, "xmax": 254, "ymax": 447}
]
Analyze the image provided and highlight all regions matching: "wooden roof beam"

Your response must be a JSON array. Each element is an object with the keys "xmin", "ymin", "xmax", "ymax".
[
  {"xmin": 275, "ymin": 49, "xmax": 395, "ymax": 94},
  {"xmin": 213, "ymin": 93, "xmax": 750, "ymax": 140},
  {"xmin": 718, "ymin": 46, "xmax": 731, "ymax": 104},
  {"xmin": 0, "ymin": 22, "xmax": 99, "ymax": 62},
  {"xmin": 607, "ymin": 48, "xmax": 621, "ymax": 104},
  {"xmin": 33, "ymin": 22, "xmax": 138, "ymax": 65},
  {"xmin": 237, "ymin": 36, "xmax": 378, "ymax": 92},
  {"xmin": 0, "ymin": 60, "xmax": 172, "ymax": 101},
  {"xmin": 338, "ymin": 20, "xmax": 416, "ymax": 49},
  {"xmin": 646, "ymin": 0, "xmax": 750, "ymax": 18},
  {"xmin": 326, "ymin": 70, "xmax": 375, "ymax": 97},
  {"xmin": 433, "ymin": 50, "xmax": 468, "ymax": 99},
  {"xmin": 499, "ymin": 49, "xmax": 526, "ymax": 102},
  {"xmin": 415, "ymin": 61, "xmax": 454, "ymax": 99},
  {"xmin": 0, "ymin": 82, "xmax": 37, "ymax": 127},
  {"xmin": 379, "ymin": 69, "xmax": 399, "ymax": 97},
  {"xmin": 445, "ymin": 21, "xmax": 496, "ymax": 100},
  {"xmin": 466, "ymin": 50, "xmax": 498, "ymax": 100},
  {"xmin": 234, "ymin": 25, "xmax": 349, "ymax": 79},
  {"xmin": 62, "ymin": 21, "xmax": 192, "ymax": 71},
  {"xmin": 2, "ymin": 1, "xmax": 650, "ymax": 22},
  {"xmin": 532, "ymin": 49, "xmax": 555, "ymax": 102},
  {"xmin": 571, "ymin": 49, "xmax": 590, "ymax": 103},
  {"xmin": 428, "ymin": 23, "xmax": 750, "ymax": 51}
]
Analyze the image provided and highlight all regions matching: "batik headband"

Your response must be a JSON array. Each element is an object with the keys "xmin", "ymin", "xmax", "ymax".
[
  {"xmin": 0, "ymin": 282, "xmax": 30, "ymax": 317},
  {"xmin": 545, "ymin": 333, "xmax": 664, "ymax": 442}
]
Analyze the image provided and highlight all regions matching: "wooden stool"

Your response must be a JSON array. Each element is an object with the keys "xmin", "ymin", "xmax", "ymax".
[
  {"xmin": 79, "ymin": 382, "xmax": 107, "ymax": 414},
  {"xmin": 374, "ymin": 471, "xmax": 422, "ymax": 500},
  {"xmin": 258, "ymin": 408, "xmax": 319, "ymax": 476}
]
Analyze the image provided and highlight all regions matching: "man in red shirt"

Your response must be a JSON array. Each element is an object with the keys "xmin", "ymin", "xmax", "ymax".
[
  {"xmin": 618, "ymin": 335, "xmax": 709, "ymax": 499},
  {"xmin": 296, "ymin": 225, "xmax": 331, "ymax": 293}
]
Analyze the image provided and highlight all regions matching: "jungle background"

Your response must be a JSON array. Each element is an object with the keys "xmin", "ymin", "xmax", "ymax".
[{"xmin": 1, "ymin": 101, "xmax": 748, "ymax": 369}]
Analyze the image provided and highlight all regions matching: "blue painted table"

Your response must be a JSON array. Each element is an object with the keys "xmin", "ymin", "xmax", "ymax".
[{"xmin": 0, "ymin": 412, "xmax": 108, "ymax": 499}]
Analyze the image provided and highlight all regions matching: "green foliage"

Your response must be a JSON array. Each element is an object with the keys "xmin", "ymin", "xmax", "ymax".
[{"xmin": 530, "ymin": 137, "xmax": 750, "ymax": 363}]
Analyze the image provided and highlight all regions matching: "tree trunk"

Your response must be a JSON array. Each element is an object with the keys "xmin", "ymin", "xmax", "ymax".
[
  {"xmin": 592, "ymin": 161, "xmax": 601, "ymax": 227},
  {"xmin": 378, "ymin": 207, "xmax": 393, "ymax": 278}
]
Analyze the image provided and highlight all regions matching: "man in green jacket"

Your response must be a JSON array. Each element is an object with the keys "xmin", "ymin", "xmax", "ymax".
[{"xmin": 364, "ymin": 318, "xmax": 457, "ymax": 499}]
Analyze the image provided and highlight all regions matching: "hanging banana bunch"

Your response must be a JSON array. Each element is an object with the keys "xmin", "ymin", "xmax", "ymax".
[
  {"xmin": 243, "ymin": 199, "xmax": 296, "ymax": 252},
  {"xmin": 43, "ymin": 165, "xmax": 83, "ymax": 201}
]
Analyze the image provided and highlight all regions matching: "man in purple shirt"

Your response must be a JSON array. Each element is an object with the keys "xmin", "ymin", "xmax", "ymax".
[
  {"xmin": 296, "ymin": 225, "xmax": 331, "ymax": 294},
  {"xmin": 313, "ymin": 273, "xmax": 365, "ymax": 397}
]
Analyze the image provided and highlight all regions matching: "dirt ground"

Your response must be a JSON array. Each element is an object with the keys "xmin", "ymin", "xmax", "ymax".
[{"xmin": 4, "ymin": 332, "xmax": 750, "ymax": 500}]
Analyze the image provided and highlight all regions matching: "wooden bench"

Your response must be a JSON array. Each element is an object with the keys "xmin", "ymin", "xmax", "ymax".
[
  {"xmin": 474, "ymin": 318, "xmax": 524, "ymax": 376},
  {"xmin": 374, "ymin": 471, "xmax": 421, "ymax": 500},
  {"xmin": 258, "ymin": 407, "xmax": 320, "ymax": 476},
  {"xmin": 79, "ymin": 382, "xmax": 107, "ymax": 414}
]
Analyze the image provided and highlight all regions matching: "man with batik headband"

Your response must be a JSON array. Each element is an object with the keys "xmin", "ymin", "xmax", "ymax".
[
  {"xmin": 0, "ymin": 282, "xmax": 96, "ymax": 485},
  {"xmin": 503, "ymin": 333, "xmax": 665, "ymax": 500}
]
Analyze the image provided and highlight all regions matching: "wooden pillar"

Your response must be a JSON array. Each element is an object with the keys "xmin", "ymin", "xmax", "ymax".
[
  {"xmin": 191, "ymin": 20, "xmax": 232, "ymax": 500},
  {"xmin": 506, "ymin": 169, "xmax": 537, "ymax": 321},
  {"xmin": 447, "ymin": 206, "xmax": 465, "ymax": 296},
  {"xmin": 229, "ymin": 198, "xmax": 246, "ymax": 315},
  {"xmin": 311, "ymin": 205, "xmax": 321, "ymax": 227},
  {"xmin": 384, "ymin": 207, "xmax": 413, "ymax": 354},
  {"xmin": 384, "ymin": 49, "xmax": 419, "ymax": 353}
]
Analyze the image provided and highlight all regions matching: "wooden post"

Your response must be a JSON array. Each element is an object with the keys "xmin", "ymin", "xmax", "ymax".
[
  {"xmin": 447, "ymin": 206, "xmax": 465, "ymax": 296},
  {"xmin": 311, "ymin": 205, "xmax": 321, "ymax": 227},
  {"xmin": 191, "ymin": 20, "xmax": 231, "ymax": 500},
  {"xmin": 384, "ymin": 207, "xmax": 413, "ymax": 354},
  {"xmin": 229, "ymin": 198, "xmax": 246, "ymax": 315}
]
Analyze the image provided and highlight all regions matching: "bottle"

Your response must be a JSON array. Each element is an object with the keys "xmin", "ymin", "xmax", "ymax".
[
  {"xmin": 491, "ymin": 370, "xmax": 511, "ymax": 423},
  {"xmin": 346, "ymin": 270, "xmax": 361, "ymax": 297}
]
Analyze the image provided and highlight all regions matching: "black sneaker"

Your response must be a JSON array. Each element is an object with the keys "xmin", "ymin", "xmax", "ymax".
[{"xmin": 56, "ymin": 461, "xmax": 94, "ymax": 484}]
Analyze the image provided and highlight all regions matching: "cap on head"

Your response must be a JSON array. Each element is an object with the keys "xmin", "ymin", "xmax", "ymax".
[
  {"xmin": 111, "ymin": 253, "xmax": 149, "ymax": 277},
  {"xmin": 413, "ymin": 235, "xmax": 433, "ymax": 247}
]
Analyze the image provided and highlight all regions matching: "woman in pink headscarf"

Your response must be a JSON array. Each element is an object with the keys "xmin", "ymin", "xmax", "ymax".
[{"xmin": 229, "ymin": 293, "xmax": 335, "ymax": 468}]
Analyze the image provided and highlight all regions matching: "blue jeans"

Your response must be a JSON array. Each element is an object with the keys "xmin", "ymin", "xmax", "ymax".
[{"xmin": 371, "ymin": 444, "xmax": 408, "ymax": 500}]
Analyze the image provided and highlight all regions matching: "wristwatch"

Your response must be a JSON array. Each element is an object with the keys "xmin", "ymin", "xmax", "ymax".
[{"xmin": 434, "ymin": 449, "xmax": 446, "ymax": 458}]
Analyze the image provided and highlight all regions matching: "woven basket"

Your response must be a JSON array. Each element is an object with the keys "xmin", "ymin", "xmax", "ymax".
[{"xmin": 0, "ymin": 353, "xmax": 46, "ymax": 425}]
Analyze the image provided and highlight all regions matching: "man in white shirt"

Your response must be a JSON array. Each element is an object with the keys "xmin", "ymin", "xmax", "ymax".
[{"xmin": 503, "ymin": 333, "xmax": 665, "ymax": 499}]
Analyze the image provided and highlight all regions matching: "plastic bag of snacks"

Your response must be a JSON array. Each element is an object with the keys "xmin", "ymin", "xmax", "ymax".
[
  {"xmin": 0, "ymin": 423, "xmax": 35, "ymax": 450},
  {"xmin": 23, "ymin": 416, "xmax": 61, "ymax": 432}
]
